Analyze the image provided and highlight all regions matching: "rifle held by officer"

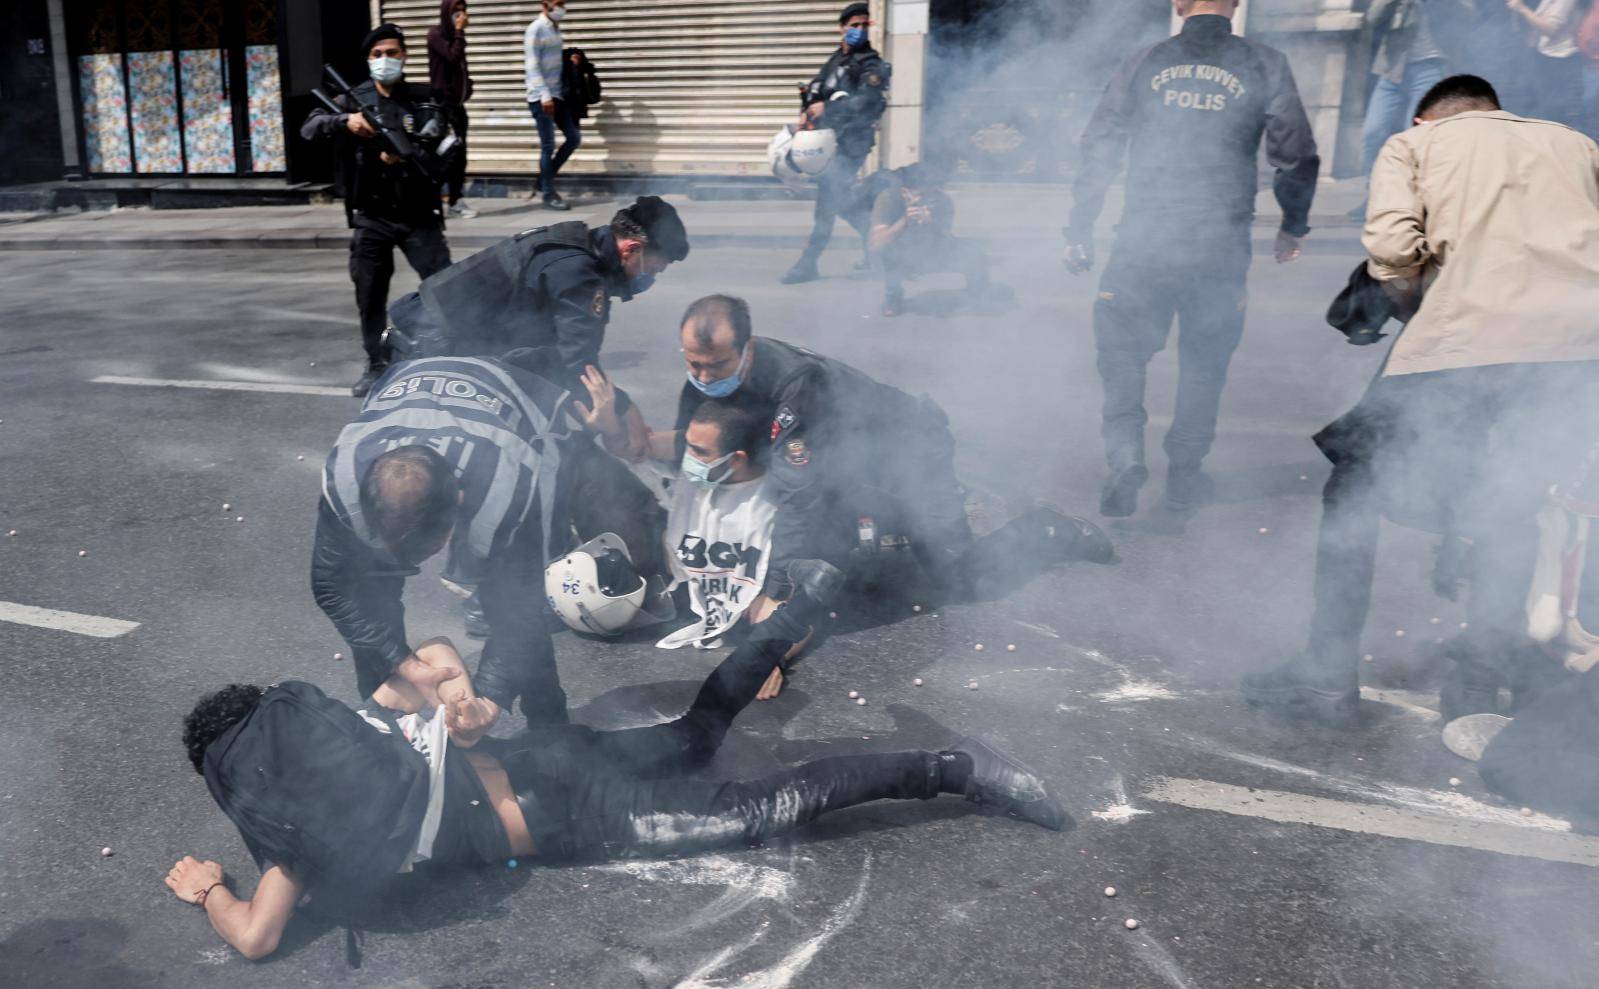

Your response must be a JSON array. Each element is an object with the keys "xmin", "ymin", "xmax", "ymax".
[{"xmin": 312, "ymin": 64, "xmax": 449, "ymax": 185}]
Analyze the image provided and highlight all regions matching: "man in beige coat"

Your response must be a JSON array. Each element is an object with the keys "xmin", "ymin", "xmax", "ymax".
[{"xmin": 1243, "ymin": 75, "xmax": 1599, "ymax": 725}]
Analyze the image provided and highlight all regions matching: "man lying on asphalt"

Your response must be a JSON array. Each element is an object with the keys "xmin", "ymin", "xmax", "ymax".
[{"xmin": 165, "ymin": 625, "xmax": 1068, "ymax": 960}]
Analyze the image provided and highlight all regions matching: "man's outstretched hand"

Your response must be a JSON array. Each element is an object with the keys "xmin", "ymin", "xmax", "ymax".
[
  {"xmin": 166, "ymin": 856, "xmax": 223, "ymax": 904},
  {"xmin": 446, "ymin": 696, "xmax": 500, "ymax": 747}
]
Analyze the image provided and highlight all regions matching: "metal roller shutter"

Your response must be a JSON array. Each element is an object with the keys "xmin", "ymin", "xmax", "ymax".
[{"xmin": 380, "ymin": 0, "xmax": 844, "ymax": 178}]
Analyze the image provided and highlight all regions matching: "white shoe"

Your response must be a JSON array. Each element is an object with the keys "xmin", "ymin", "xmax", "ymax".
[{"xmin": 448, "ymin": 201, "xmax": 478, "ymax": 219}]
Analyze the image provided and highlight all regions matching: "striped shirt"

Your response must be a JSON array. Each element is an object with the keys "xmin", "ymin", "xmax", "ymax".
[
  {"xmin": 322, "ymin": 357, "xmax": 570, "ymax": 571},
  {"xmin": 524, "ymin": 14, "xmax": 564, "ymax": 103}
]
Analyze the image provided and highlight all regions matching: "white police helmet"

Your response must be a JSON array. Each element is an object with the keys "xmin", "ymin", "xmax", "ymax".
[
  {"xmin": 789, "ymin": 126, "xmax": 837, "ymax": 176},
  {"xmin": 545, "ymin": 533, "xmax": 674, "ymax": 636},
  {"xmin": 768, "ymin": 125, "xmax": 809, "ymax": 188}
]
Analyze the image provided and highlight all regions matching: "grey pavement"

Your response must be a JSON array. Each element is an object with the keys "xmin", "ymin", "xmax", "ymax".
[{"xmin": 1, "ymin": 208, "xmax": 1592, "ymax": 989}]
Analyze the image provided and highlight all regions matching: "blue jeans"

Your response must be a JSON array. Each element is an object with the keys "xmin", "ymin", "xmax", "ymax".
[
  {"xmin": 1360, "ymin": 58, "xmax": 1446, "ymax": 176},
  {"xmin": 529, "ymin": 100, "xmax": 582, "ymax": 194}
]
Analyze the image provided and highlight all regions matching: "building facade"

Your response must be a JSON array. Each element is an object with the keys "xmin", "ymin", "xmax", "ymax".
[{"xmin": 10, "ymin": 1, "xmax": 1392, "ymax": 187}]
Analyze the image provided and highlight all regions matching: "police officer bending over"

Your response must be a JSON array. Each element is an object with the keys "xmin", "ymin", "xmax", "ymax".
[
  {"xmin": 1065, "ymin": 0, "xmax": 1319, "ymax": 518},
  {"xmin": 386, "ymin": 196, "xmax": 688, "ymax": 456},
  {"xmin": 313, "ymin": 355, "xmax": 578, "ymax": 729},
  {"xmin": 633, "ymin": 295, "xmax": 1114, "ymax": 695},
  {"xmin": 301, "ymin": 24, "xmax": 454, "ymax": 398},
  {"xmin": 781, "ymin": 2, "xmax": 891, "ymax": 285}
]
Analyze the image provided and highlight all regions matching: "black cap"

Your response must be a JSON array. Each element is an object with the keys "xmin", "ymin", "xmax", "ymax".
[
  {"xmin": 361, "ymin": 23, "xmax": 405, "ymax": 54},
  {"xmin": 622, "ymin": 196, "xmax": 690, "ymax": 262},
  {"xmin": 839, "ymin": 2, "xmax": 870, "ymax": 24}
]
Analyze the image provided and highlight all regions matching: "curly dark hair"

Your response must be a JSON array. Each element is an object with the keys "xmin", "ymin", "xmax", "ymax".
[{"xmin": 183, "ymin": 684, "xmax": 264, "ymax": 774}]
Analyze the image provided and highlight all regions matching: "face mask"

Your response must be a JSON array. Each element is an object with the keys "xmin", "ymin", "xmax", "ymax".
[
  {"xmin": 369, "ymin": 56, "xmax": 404, "ymax": 85},
  {"xmin": 687, "ymin": 344, "xmax": 749, "ymax": 398},
  {"xmin": 844, "ymin": 27, "xmax": 868, "ymax": 48},
  {"xmin": 547, "ymin": 6, "xmax": 566, "ymax": 22},
  {"xmin": 682, "ymin": 450, "xmax": 736, "ymax": 491},
  {"xmin": 630, "ymin": 272, "xmax": 657, "ymax": 295}
]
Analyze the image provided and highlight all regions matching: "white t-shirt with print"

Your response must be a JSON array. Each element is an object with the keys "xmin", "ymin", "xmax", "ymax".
[{"xmin": 657, "ymin": 477, "xmax": 778, "ymax": 650}]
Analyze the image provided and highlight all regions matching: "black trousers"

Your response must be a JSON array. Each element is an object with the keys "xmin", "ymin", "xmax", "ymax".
[
  {"xmin": 444, "ymin": 104, "xmax": 469, "ymax": 205},
  {"xmin": 493, "ymin": 636, "xmax": 943, "ymax": 862},
  {"xmin": 797, "ymin": 153, "xmax": 869, "ymax": 266},
  {"xmin": 1093, "ymin": 225, "xmax": 1251, "ymax": 473},
  {"xmin": 349, "ymin": 214, "xmax": 452, "ymax": 366},
  {"xmin": 1306, "ymin": 361, "xmax": 1599, "ymax": 673}
]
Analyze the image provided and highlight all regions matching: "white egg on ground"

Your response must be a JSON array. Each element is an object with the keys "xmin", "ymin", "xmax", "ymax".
[
  {"xmin": 1124, "ymin": 918, "xmax": 1139, "ymax": 930},
  {"xmin": 1104, "ymin": 886, "xmax": 1116, "ymax": 897},
  {"xmin": 913, "ymin": 678, "xmax": 923, "ymax": 686},
  {"xmin": 856, "ymin": 697, "xmax": 866, "ymax": 706}
]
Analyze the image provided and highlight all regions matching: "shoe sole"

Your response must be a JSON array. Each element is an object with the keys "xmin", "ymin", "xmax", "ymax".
[{"xmin": 1241, "ymin": 681, "xmax": 1359, "ymax": 726}]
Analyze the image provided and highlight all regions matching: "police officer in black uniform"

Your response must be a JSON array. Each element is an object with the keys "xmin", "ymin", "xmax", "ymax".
[
  {"xmin": 1065, "ymin": 0, "xmax": 1320, "ymax": 518},
  {"xmin": 649, "ymin": 295, "xmax": 1113, "ymax": 614},
  {"xmin": 386, "ymin": 196, "xmax": 688, "ymax": 434},
  {"xmin": 780, "ymin": 2, "xmax": 891, "ymax": 285},
  {"xmin": 301, "ymin": 24, "xmax": 454, "ymax": 398}
]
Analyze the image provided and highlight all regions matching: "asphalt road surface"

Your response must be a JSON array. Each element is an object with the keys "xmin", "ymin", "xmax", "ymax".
[{"xmin": 2, "ymin": 226, "xmax": 1596, "ymax": 988}]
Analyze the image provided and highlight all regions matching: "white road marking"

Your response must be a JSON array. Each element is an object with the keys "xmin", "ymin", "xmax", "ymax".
[
  {"xmin": 90, "ymin": 374, "xmax": 347, "ymax": 398},
  {"xmin": 1360, "ymin": 686, "xmax": 1442, "ymax": 722},
  {"xmin": 1145, "ymin": 777, "xmax": 1599, "ymax": 867},
  {"xmin": 0, "ymin": 601, "xmax": 139, "ymax": 638}
]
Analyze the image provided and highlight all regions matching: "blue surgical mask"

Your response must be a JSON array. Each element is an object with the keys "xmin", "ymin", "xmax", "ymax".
[
  {"xmin": 630, "ymin": 272, "xmax": 656, "ymax": 295},
  {"xmin": 844, "ymin": 27, "xmax": 868, "ymax": 49},
  {"xmin": 682, "ymin": 450, "xmax": 736, "ymax": 491},
  {"xmin": 687, "ymin": 344, "xmax": 749, "ymax": 398},
  {"xmin": 369, "ymin": 56, "xmax": 404, "ymax": 85}
]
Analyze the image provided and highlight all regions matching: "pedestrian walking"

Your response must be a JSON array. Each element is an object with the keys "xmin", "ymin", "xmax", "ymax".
[
  {"xmin": 524, "ymin": 0, "xmax": 581, "ymax": 210},
  {"xmin": 1506, "ymin": 0, "xmax": 1588, "ymax": 128},
  {"xmin": 1349, "ymin": 0, "xmax": 1449, "ymax": 219},
  {"xmin": 427, "ymin": 0, "xmax": 477, "ymax": 218}
]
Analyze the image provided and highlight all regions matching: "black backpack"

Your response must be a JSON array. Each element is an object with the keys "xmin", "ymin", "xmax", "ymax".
[{"xmin": 202, "ymin": 681, "xmax": 430, "ymax": 892}]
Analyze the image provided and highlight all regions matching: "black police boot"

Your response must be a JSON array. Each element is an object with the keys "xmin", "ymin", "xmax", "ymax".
[
  {"xmin": 940, "ymin": 736, "xmax": 1072, "ymax": 831},
  {"xmin": 1099, "ymin": 464, "xmax": 1148, "ymax": 518},
  {"xmin": 1164, "ymin": 466, "xmax": 1216, "ymax": 513},
  {"xmin": 543, "ymin": 191, "xmax": 570, "ymax": 211},
  {"xmin": 461, "ymin": 592, "xmax": 490, "ymax": 639},
  {"xmin": 1240, "ymin": 652, "xmax": 1359, "ymax": 726},
  {"xmin": 350, "ymin": 362, "xmax": 387, "ymax": 398},
  {"xmin": 781, "ymin": 259, "xmax": 819, "ymax": 285}
]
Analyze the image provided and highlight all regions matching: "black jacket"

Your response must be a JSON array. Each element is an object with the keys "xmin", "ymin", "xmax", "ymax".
[
  {"xmin": 300, "ymin": 79, "xmax": 445, "ymax": 228},
  {"xmin": 406, "ymin": 222, "xmax": 635, "ymax": 406},
  {"xmin": 804, "ymin": 45, "xmax": 891, "ymax": 160},
  {"xmin": 672, "ymin": 337, "xmax": 924, "ymax": 598},
  {"xmin": 1068, "ymin": 14, "xmax": 1320, "ymax": 241},
  {"xmin": 561, "ymin": 47, "xmax": 602, "ymax": 120}
]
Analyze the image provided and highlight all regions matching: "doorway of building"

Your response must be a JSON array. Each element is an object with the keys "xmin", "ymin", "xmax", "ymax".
[{"xmin": 0, "ymin": 3, "xmax": 66, "ymax": 184}]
